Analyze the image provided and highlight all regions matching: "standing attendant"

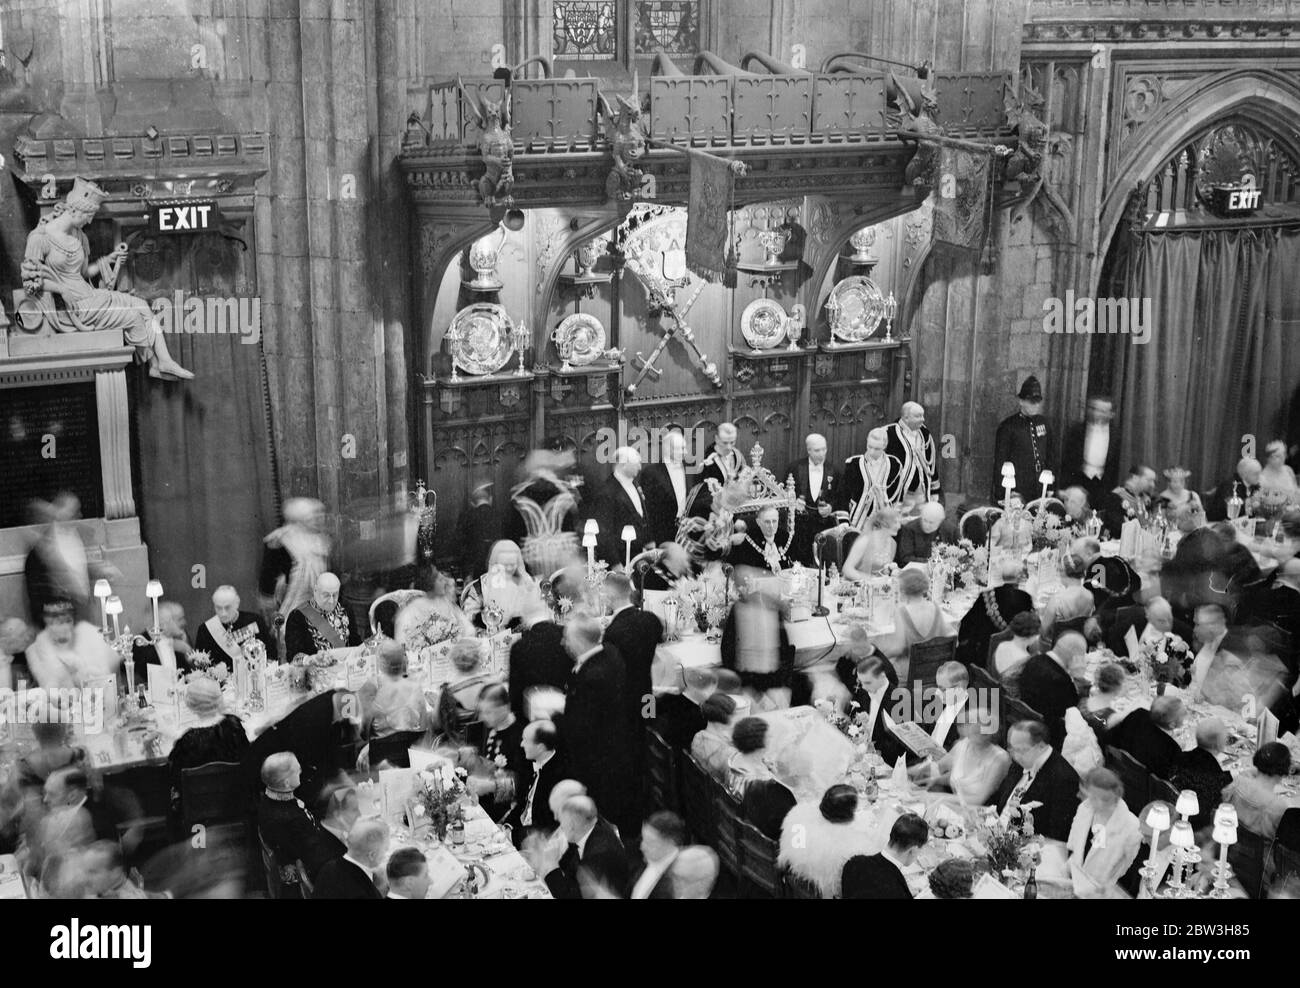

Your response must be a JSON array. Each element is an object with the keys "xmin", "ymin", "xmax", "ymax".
[
  {"xmin": 641, "ymin": 430, "xmax": 693, "ymax": 546},
  {"xmin": 1060, "ymin": 395, "xmax": 1120, "ymax": 508},
  {"xmin": 789, "ymin": 433, "xmax": 842, "ymax": 565},
  {"xmin": 992, "ymin": 376, "xmax": 1052, "ymax": 503},
  {"xmin": 590, "ymin": 447, "xmax": 651, "ymax": 566},
  {"xmin": 837, "ymin": 427, "xmax": 901, "ymax": 530},
  {"xmin": 689, "ymin": 422, "xmax": 746, "ymax": 517},
  {"xmin": 884, "ymin": 402, "xmax": 940, "ymax": 510}
]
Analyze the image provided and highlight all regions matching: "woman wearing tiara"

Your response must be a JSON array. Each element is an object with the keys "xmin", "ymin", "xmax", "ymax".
[
  {"xmin": 21, "ymin": 178, "xmax": 193, "ymax": 380},
  {"xmin": 1156, "ymin": 466, "xmax": 1202, "ymax": 514}
]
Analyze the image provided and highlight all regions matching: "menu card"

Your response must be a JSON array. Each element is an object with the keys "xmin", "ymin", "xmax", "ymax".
[
  {"xmin": 892, "ymin": 721, "xmax": 946, "ymax": 762},
  {"xmin": 0, "ymin": 855, "xmax": 27, "ymax": 900},
  {"xmin": 264, "ymin": 669, "xmax": 294, "ymax": 711},
  {"xmin": 147, "ymin": 663, "xmax": 179, "ymax": 707},
  {"xmin": 83, "ymin": 675, "xmax": 116, "ymax": 729},
  {"xmin": 377, "ymin": 767, "xmax": 417, "ymax": 825},
  {"xmin": 346, "ymin": 652, "xmax": 376, "ymax": 692}
]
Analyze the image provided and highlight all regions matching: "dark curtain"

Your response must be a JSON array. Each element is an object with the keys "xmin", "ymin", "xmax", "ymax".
[
  {"xmin": 1103, "ymin": 225, "xmax": 1300, "ymax": 494},
  {"xmin": 129, "ymin": 229, "xmax": 278, "ymax": 629}
]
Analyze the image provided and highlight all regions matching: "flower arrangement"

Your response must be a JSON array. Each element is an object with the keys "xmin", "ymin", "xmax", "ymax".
[
  {"xmin": 977, "ymin": 809, "xmax": 1042, "ymax": 879},
  {"xmin": 414, "ymin": 763, "xmax": 471, "ymax": 839},
  {"xmin": 814, "ymin": 696, "xmax": 869, "ymax": 743},
  {"xmin": 1030, "ymin": 510, "xmax": 1075, "ymax": 552},
  {"xmin": 183, "ymin": 650, "xmax": 230, "ymax": 686},
  {"xmin": 404, "ymin": 612, "xmax": 464, "ymax": 651},
  {"xmin": 1137, "ymin": 631, "xmax": 1192, "ymax": 685},
  {"xmin": 930, "ymin": 539, "xmax": 988, "ymax": 590},
  {"xmin": 672, "ymin": 576, "xmax": 735, "ymax": 633}
]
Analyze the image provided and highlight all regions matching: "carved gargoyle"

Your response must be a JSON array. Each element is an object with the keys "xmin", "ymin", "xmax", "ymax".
[
  {"xmin": 599, "ymin": 73, "xmax": 652, "ymax": 202},
  {"xmin": 1001, "ymin": 84, "xmax": 1075, "ymax": 238},
  {"xmin": 888, "ymin": 72, "xmax": 944, "ymax": 188},
  {"xmin": 458, "ymin": 76, "xmax": 515, "ymax": 207}
]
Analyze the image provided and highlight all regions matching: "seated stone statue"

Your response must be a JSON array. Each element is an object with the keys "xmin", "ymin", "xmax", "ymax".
[{"xmin": 20, "ymin": 177, "xmax": 193, "ymax": 380}]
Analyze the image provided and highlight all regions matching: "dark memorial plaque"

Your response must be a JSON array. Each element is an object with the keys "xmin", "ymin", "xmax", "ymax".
[{"xmin": 0, "ymin": 384, "xmax": 103, "ymax": 527}]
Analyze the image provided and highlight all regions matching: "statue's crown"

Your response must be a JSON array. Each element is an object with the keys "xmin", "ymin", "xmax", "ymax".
[{"xmin": 66, "ymin": 177, "xmax": 108, "ymax": 212}]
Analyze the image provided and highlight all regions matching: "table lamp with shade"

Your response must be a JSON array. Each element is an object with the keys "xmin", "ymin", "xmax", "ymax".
[
  {"xmin": 1139, "ymin": 802, "xmax": 1171, "ymax": 893},
  {"xmin": 105, "ymin": 595, "xmax": 124, "ymax": 639},
  {"xmin": 1038, "ymin": 469, "xmax": 1054, "ymax": 504},
  {"xmin": 1210, "ymin": 815, "xmax": 1238, "ymax": 898},
  {"xmin": 1175, "ymin": 789, "xmax": 1199, "ymax": 824},
  {"xmin": 581, "ymin": 523, "xmax": 598, "ymax": 576},
  {"xmin": 145, "ymin": 579, "xmax": 164, "ymax": 635},
  {"xmin": 94, "ymin": 579, "xmax": 112, "ymax": 635},
  {"xmin": 1167, "ymin": 820, "xmax": 1197, "ymax": 897},
  {"xmin": 621, "ymin": 525, "xmax": 636, "ymax": 571},
  {"xmin": 1001, "ymin": 462, "xmax": 1016, "ymax": 514}
]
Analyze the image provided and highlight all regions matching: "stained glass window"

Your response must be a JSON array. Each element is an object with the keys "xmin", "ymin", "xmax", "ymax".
[
  {"xmin": 553, "ymin": 1, "xmax": 618, "ymax": 60},
  {"xmin": 634, "ymin": 1, "xmax": 699, "ymax": 55}
]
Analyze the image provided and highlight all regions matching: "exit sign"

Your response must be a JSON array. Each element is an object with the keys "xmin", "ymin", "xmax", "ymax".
[
  {"xmin": 1208, "ymin": 175, "xmax": 1261, "ymax": 217},
  {"xmin": 148, "ymin": 200, "xmax": 221, "ymax": 233}
]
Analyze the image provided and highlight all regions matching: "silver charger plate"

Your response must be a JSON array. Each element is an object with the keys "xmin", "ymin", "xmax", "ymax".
[
  {"xmin": 825, "ymin": 275, "xmax": 886, "ymax": 343},
  {"xmin": 740, "ymin": 298, "xmax": 788, "ymax": 350},
  {"xmin": 553, "ymin": 312, "xmax": 607, "ymax": 366},
  {"xmin": 449, "ymin": 303, "xmax": 515, "ymax": 376}
]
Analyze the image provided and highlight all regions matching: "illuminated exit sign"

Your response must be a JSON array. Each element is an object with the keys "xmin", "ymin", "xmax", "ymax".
[{"xmin": 148, "ymin": 200, "xmax": 221, "ymax": 233}]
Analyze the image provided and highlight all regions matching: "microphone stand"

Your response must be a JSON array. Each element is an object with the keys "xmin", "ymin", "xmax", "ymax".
[{"xmin": 812, "ymin": 534, "xmax": 828, "ymax": 617}]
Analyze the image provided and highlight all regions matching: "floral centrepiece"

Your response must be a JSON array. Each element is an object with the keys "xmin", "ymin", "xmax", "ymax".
[
  {"xmin": 1030, "ymin": 510, "xmax": 1076, "ymax": 552},
  {"xmin": 182, "ymin": 650, "xmax": 230, "ymax": 687},
  {"xmin": 414, "ymin": 763, "xmax": 471, "ymax": 840},
  {"xmin": 671, "ymin": 576, "xmax": 735, "ymax": 634},
  {"xmin": 1136, "ymin": 631, "xmax": 1192, "ymax": 686},
  {"xmin": 930, "ymin": 539, "xmax": 987, "ymax": 591},
  {"xmin": 976, "ymin": 807, "xmax": 1042, "ymax": 881}
]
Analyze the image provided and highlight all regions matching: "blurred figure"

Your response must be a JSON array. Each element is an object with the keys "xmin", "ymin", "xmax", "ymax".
[
  {"xmin": 25, "ymin": 598, "xmax": 118, "ymax": 689},
  {"xmin": 532, "ymin": 794, "xmax": 628, "ymax": 900},
  {"xmin": 386, "ymin": 846, "xmax": 431, "ymax": 900},
  {"xmin": 602, "ymin": 571, "xmax": 663, "ymax": 801},
  {"xmin": 1060, "ymin": 485, "xmax": 1091, "ymax": 525},
  {"xmin": 508, "ymin": 449, "xmax": 581, "ymax": 578},
  {"xmin": 1260, "ymin": 440, "xmax": 1298, "ymax": 498},
  {"xmin": 392, "ymin": 586, "xmax": 474, "ymax": 650},
  {"xmin": 629, "ymin": 810, "xmax": 686, "ymax": 899},
  {"xmin": 1222, "ymin": 743, "xmax": 1295, "ymax": 839},
  {"xmin": 461, "ymin": 539, "xmax": 540, "ymax": 630},
  {"xmin": 259, "ymin": 497, "xmax": 331, "ymax": 621},
  {"xmin": 652, "ymin": 664, "xmax": 715, "ymax": 749},
  {"xmin": 430, "ymin": 639, "xmax": 496, "ymax": 747},
  {"xmin": 720, "ymin": 568, "xmax": 793, "ymax": 709},
  {"xmin": 690, "ymin": 693, "xmax": 738, "ymax": 780},
  {"xmin": 1207, "ymin": 457, "xmax": 1262, "ymax": 521},
  {"xmin": 507, "ymin": 600, "xmax": 570, "ymax": 722},
  {"xmin": 16, "ymin": 721, "xmax": 85, "ymax": 790},
  {"xmin": 23, "ymin": 493, "xmax": 118, "ymax": 626},
  {"xmin": 638, "ymin": 540, "xmax": 691, "ymax": 593},
  {"xmin": 988, "ymin": 498, "xmax": 1033, "ymax": 554},
  {"xmin": 668, "ymin": 845, "xmax": 719, "ymax": 899},
  {"xmin": 313, "ymin": 819, "xmax": 388, "ymax": 899},
  {"xmin": 1066, "ymin": 767, "xmax": 1141, "ymax": 898},
  {"xmin": 0, "ymin": 617, "xmax": 35, "ymax": 689},
  {"xmin": 456, "ymin": 480, "xmax": 498, "ymax": 581},
  {"xmin": 780, "ymin": 785, "xmax": 876, "ymax": 898},
  {"xmin": 1105, "ymin": 694, "xmax": 1185, "ymax": 780},
  {"xmin": 83, "ymin": 839, "xmax": 153, "ymax": 899},
  {"xmin": 562, "ymin": 612, "xmax": 635, "ymax": 837},
  {"xmin": 284, "ymin": 572, "xmax": 359, "ymax": 664},
  {"xmin": 1156, "ymin": 466, "xmax": 1202, "ymax": 514},
  {"xmin": 1060, "ymin": 395, "xmax": 1119, "ymax": 506},
  {"xmin": 359, "ymin": 641, "xmax": 430, "ymax": 768},
  {"xmin": 468, "ymin": 683, "xmax": 526, "ymax": 822},
  {"xmin": 842, "ymin": 812, "xmax": 929, "ymax": 900},
  {"xmin": 319, "ymin": 786, "xmax": 361, "ymax": 847},
  {"xmin": 1100, "ymin": 465, "xmax": 1157, "ymax": 536},
  {"xmin": 193, "ymin": 586, "xmax": 275, "ymax": 666},
  {"xmin": 1170, "ymin": 718, "xmax": 1233, "ymax": 832}
]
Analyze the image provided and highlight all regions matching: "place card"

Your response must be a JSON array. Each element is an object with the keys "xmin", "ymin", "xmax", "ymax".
[
  {"xmin": 147, "ymin": 663, "xmax": 179, "ymax": 707},
  {"xmin": 377, "ymin": 767, "xmax": 417, "ymax": 825},
  {"xmin": 425, "ymin": 642, "xmax": 457, "ymax": 685},
  {"xmin": 264, "ymin": 672, "xmax": 293, "ymax": 712},
  {"xmin": 346, "ymin": 652, "xmax": 376, "ymax": 692},
  {"xmin": 83, "ymin": 675, "xmax": 116, "ymax": 730}
]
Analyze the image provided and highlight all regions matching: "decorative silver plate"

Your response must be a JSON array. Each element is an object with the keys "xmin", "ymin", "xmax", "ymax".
[
  {"xmin": 740, "ymin": 298, "xmax": 788, "ymax": 350},
  {"xmin": 553, "ymin": 313, "xmax": 607, "ymax": 367},
  {"xmin": 448, "ymin": 303, "xmax": 515, "ymax": 376},
  {"xmin": 825, "ymin": 275, "xmax": 886, "ymax": 343}
]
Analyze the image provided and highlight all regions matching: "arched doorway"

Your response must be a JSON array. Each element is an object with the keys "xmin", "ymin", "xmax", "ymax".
[{"xmin": 1090, "ymin": 119, "xmax": 1300, "ymax": 493}]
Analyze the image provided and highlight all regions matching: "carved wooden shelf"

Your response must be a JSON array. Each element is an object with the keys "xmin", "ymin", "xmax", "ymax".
[
  {"xmin": 547, "ymin": 362, "xmax": 623, "ymax": 378},
  {"xmin": 734, "ymin": 260, "xmax": 799, "ymax": 274},
  {"xmin": 816, "ymin": 337, "xmax": 909, "ymax": 355},
  {"xmin": 423, "ymin": 368, "xmax": 536, "ymax": 390},
  {"xmin": 727, "ymin": 345, "xmax": 814, "ymax": 361},
  {"xmin": 557, "ymin": 271, "xmax": 613, "ymax": 301}
]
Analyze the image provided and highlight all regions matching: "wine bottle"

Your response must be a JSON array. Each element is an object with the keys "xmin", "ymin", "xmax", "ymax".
[{"xmin": 1023, "ymin": 872, "xmax": 1038, "ymax": 900}]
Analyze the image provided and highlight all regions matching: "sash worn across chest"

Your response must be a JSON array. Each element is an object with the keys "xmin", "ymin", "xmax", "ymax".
[
  {"xmin": 204, "ymin": 616, "xmax": 260, "ymax": 661},
  {"xmin": 301, "ymin": 604, "xmax": 348, "ymax": 650}
]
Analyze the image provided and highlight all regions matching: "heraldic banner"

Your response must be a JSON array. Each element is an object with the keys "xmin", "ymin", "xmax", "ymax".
[{"xmin": 931, "ymin": 146, "xmax": 993, "ymax": 251}]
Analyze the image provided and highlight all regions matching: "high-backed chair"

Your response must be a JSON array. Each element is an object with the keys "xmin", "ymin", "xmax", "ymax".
[
  {"xmin": 736, "ymin": 818, "xmax": 783, "ymax": 898},
  {"xmin": 678, "ymin": 753, "xmax": 716, "ymax": 846},
  {"xmin": 1103, "ymin": 746, "xmax": 1152, "ymax": 817},
  {"xmin": 906, "ymin": 635, "xmax": 957, "ymax": 693},
  {"xmin": 645, "ymin": 725, "xmax": 680, "ymax": 813}
]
